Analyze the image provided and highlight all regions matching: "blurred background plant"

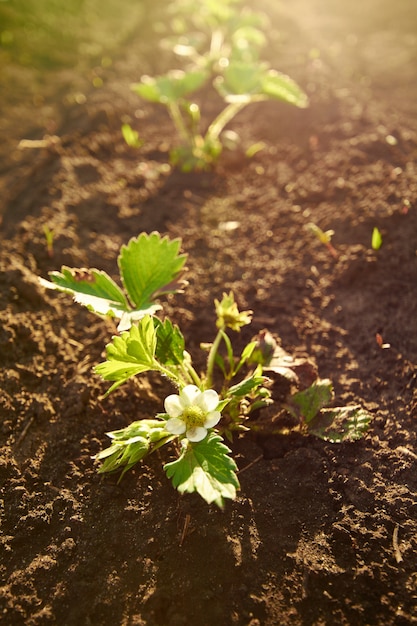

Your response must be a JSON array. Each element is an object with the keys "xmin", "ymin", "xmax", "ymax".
[{"xmin": 130, "ymin": 0, "xmax": 309, "ymax": 171}]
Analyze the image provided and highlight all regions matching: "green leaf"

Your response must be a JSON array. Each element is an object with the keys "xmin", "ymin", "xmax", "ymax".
[
  {"xmin": 177, "ymin": 0, "xmax": 237, "ymax": 27},
  {"xmin": 40, "ymin": 266, "xmax": 129, "ymax": 316},
  {"xmin": 39, "ymin": 232, "xmax": 188, "ymax": 330},
  {"xmin": 154, "ymin": 317, "xmax": 186, "ymax": 366},
  {"xmin": 132, "ymin": 70, "xmax": 208, "ymax": 104},
  {"xmin": 215, "ymin": 61, "xmax": 265, "ymax": 99},
  {"xmin": 307, "ymin": 406, "xmax": 372, "ymax": 443},
  {"xmin": 94, "ymin": 316, "xmax": 158, "ymax": 394},
  {"xmin": 240, "ymin": 341, "xmax": 257, "ymax": 362},
  {"xmin": 164, "ymin": 432, "xmax": 240, "ymax": 507},
  {"xmin": 96, "ymin": 437, "xmax": 150, "ymax": 476},
  {"xmin": 118, "ymin": 232, "xmax": 187, "ymax": 310},
  {"xmin": 288, "ymin": 379, "xmax": 334, "ymax": 423},
  {"xmin": 214, "ymin": 62, "xmax": 308, "ymax": 108},
  {"xmin": 260, "ymin": 70, "xmax": 309, "ymax": 108},
  {"xmin": 226, "ymin": 371, "xmax": 267, "ymax": 398},
  {"xmin": 107, "ymin": 419, "xmax": 163, "ymax": 441},
  {"xmin": 230, "ymin": 8, "xmax": 267, "ymax": 33},
  {"xmin": 232, "ymin": 25, "xmax": 266, "ymax": 51},
  {"xmin": 94, "ymin": 419, "xmax": 173, "ymax": 478},
  {"xmin": 106, "ymin": 316, "xmax": 157, "ymax": 364},
  {"xmin": 234, "ymin": 340, "xmax": 257, "ymax": 374}
]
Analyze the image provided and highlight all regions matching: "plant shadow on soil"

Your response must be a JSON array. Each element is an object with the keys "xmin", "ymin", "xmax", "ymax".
[{"xmin": 0, "ymin": 0, "xmax": 417, "ymax": 625}]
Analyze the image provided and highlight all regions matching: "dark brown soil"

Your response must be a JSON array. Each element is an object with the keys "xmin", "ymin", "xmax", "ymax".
[{"xmin": 1, "ymin": 1, "xmax": 417, "ymax": 624}]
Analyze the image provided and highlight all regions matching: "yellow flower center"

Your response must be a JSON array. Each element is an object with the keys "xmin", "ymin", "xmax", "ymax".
[{"xmin": 182, "ymin": 405, "xmax": 206, "ymax": 429}]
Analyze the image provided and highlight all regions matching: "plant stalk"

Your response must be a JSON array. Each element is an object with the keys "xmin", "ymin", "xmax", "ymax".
[
  {"xmin": 168, "ymin": 101, "xmax": 193, "ymax": 146},
  {"xmin": 205, "ymin": 100, "xmax": 247, "ymax": 144},
  {"xmin": 205, "ymin": 328, "xmax": 223, "ymax": 389},
  {"xmin": 185, "ymin": 363, "xmax": 203, "ymax": 387}
]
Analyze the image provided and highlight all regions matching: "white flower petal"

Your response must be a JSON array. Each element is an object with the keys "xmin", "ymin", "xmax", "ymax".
[
  {"xmin": 204, "ymin": 411, "xmax": 221, "ymax": 429},
  {"xmin": 180, "ymin": 384, "xmax": 201, "ymax": 406},
  {"xmin": 166, "ymin": 417, "xmax": 187, "ymax": 435},
  {"xmin": 198, "ymin": 389, "xmax": 219, "ymax": 412},
  {"xmin": 186, "ymin": 426, "xmax": 207, "ymax": 442},
  {"xmin": 164, "ymin": 394, "xmax": 184, "ymax": 418}
]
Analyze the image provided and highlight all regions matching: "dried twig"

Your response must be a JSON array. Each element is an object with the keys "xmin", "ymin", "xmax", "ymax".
[
  {"xmin": 15, "ymin": 416, "xmax": 35, "ymax": 447},
  {"xmin": 237, "ymin": 454, "xmax": 263, "ymax": 475},
  {"xmin": 179, "ymin": 513, "xmax": 191, "ymax": 547},
  {"xmin": 392, "ymin": 524, "xmax": 403, "ymax": 564},
  {"xmin": 18, "ymin": 135, "xmax": 61, "ymax": 149}
]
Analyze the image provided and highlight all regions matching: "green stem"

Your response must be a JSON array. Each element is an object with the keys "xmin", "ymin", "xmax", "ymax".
[
  {"xmin": 168, "ymin": 101, "xmax": 193, "ymax": 146},
  {"xmin": 205, "ymin": 328, "xmax": 223, "ymax": 389},
  {"xmin": 154, "ymin": 359, "xmax": 202, "ymax": 391},
  {"xmin": 210, "ymin": 29, "xmax": 224, "ymax": 58},
  {"xmin": 186, "ymin": 363, "xmax": 203, "ymax": 387},
  {"xmin": 155, "ymin": 362, "xmax": 183, "ymax": 387},
  {"xmin": 204, "ymin": 101, "xmax": 247, "ymax": 144}
]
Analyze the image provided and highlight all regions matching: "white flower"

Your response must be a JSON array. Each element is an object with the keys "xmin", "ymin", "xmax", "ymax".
[{"xmin": 164, "ymin": 384, "xmax": 221, "ymax": 442}]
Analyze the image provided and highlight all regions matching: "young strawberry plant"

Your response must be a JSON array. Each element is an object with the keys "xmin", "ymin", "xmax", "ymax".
[
  {"xmin": 40, "ymin": 232, "xmax": 372, "ymax": 507},
  {"xmin": 129, "ymin": 0, "xmax": 309, "ymax": 171},
  {"xmin": 163, "ymin": 0, "xmax": 268, "ymax": 70},
  {"xmin": 133, "ymin": 61, "xmax": 308, "ymax": 171}
]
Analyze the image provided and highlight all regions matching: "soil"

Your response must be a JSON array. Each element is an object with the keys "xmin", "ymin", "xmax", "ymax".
[{"xmin": 1, "ymin": 0, "xmax": 417, "ymax": 624}]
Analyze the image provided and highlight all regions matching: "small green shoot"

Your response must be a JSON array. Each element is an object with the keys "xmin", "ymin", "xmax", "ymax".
[
  {"xmin": 121, "ymin": 123, "xmax": 144, "ymax": 149},
  {"xmin": 306, "ymin": 222, "xmax": 338, "ymax": 258},
  {"xmin": 42, "ymin": 225, "xmax": 54, "ymax": 258},
  {"xmin": 372, "ymin": 227, "xmax": 383, "ymax": 250}
]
